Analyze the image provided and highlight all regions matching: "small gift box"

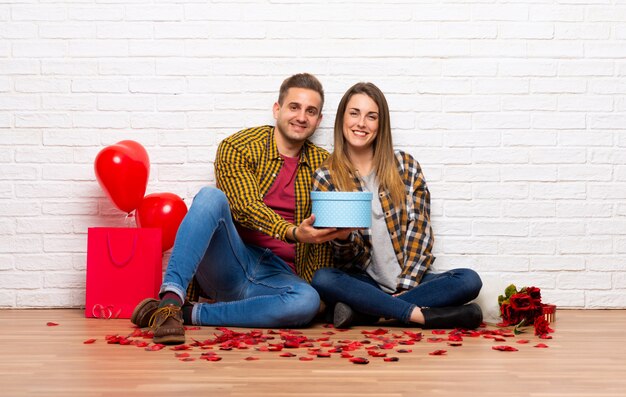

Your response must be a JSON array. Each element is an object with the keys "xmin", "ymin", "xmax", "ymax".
[
  {"xmin": 311, "ymin": 191, "xmax": 373, "ymax": 228},
  {"xmin": 542, "ymin": 304, "xmax": 556, "ymax": 323}
]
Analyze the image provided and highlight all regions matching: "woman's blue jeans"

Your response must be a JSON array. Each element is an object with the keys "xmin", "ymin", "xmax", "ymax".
[
  {"xmin": 161, "ymin": 187, "xmax": 320, "ymax": 328},
  {"xmin": 312, "ymin": 267, "xmax": 482, "ymax": 324}
]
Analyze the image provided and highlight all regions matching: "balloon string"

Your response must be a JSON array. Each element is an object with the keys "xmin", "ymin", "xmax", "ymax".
[{"xmin": 124, "ymin": 211, "xmax": 136, "ymax": 228}]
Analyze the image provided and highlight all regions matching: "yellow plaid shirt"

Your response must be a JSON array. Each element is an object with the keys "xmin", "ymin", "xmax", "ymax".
[{"xmin": 187, "ymin": 125, "xmax": 332, "ymax": 301}]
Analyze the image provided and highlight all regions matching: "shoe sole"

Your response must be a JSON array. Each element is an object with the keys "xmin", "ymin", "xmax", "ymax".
[
  {"xmin": 130, "ymin": 297, "xmax": 158, "ymax": 327},
  {"xmin": 333, "ymin": 302, "xmax": 354, "ymax": 329},
  {"xmin": 153, "ymin": 333, "xmax": 186, "ymax": 345}
]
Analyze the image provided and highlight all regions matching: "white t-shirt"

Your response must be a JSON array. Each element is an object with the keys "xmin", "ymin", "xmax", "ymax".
[{"xmin": 361, "ymin": 171, "xmax": 401, "ymax": 293}]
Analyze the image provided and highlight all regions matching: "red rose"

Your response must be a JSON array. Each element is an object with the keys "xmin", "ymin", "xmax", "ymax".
[
  {"xmin": 525, "ymin": 286, "xmax": 542, "ymax": 305},
  {"xmin": 534, "ymin": 316, "xmax": 554, "ymax": 336},
  {"xmin": 509, "ymin": 293, "xmax": 535, "ymax": 312},
  {"xmin": 500, "ymin": 303, "xmax": 524, "ymax": 326}
]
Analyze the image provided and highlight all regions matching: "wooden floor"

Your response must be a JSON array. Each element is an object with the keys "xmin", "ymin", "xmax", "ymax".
[{"xmin": 0, "ymin": 309, "xmax": 624, "ymax": 397}]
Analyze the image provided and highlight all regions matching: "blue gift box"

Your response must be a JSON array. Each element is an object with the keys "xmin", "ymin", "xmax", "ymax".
[{"xmin": 311, "ymin": 191, "xmax": 373, "ymax": 228}]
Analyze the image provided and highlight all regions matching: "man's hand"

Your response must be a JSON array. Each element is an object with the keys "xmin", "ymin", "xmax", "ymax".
[{"xmin": 293, "ymin": 214, "xmax": 359, "ymax": 244}]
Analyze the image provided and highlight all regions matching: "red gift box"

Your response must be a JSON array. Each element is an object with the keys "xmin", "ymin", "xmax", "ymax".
[{"xmin": 85, "ymin": 227, "xmax": 162, "ymax": 319}]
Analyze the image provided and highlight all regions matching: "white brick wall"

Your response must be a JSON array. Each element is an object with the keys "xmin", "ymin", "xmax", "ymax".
[{"xmin": 1, "ymin": 0, "xmax": 625, "ymax": 309}]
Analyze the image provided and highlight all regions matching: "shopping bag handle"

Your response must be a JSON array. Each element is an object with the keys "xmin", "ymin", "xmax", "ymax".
[
  {"xmin": 106, "ymin": 231, "xmax": 138, "ymax": 267},
  {"xmin": 91, "ymin": 304, "xmax": 121, "ymax": 319}
]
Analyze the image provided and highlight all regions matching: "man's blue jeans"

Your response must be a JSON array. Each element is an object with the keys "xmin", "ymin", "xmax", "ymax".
[
  {"xmin": 312, "ymin": 267, "xmax": 482, "ymax": 324},
  {"xmin": 161, "ymin": 187, "xmax": 320, "ymax": 328}
]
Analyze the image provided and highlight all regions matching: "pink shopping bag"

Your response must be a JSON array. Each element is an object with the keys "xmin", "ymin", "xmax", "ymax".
[{"xmin": 85, "ymin": 227, "xmax": 162, "ymax": 319}]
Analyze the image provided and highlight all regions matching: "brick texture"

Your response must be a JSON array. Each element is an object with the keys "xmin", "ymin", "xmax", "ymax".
[{"xmin": 1, "ymin": 1, "xmax": 625, "ymax": 309}]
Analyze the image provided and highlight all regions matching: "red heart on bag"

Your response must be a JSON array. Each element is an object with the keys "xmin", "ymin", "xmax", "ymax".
[{"xmin": 94, "ymin": 140, "xmax": 150, "ymax": 213}]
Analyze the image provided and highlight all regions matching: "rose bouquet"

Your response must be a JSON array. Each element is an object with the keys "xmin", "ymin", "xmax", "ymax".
[{"xmin": 497, "ymin": 284, "xmax": 555, "ymax": 337}]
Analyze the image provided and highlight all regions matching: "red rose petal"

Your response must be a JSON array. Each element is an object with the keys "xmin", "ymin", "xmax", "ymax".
[
  {"xmin": 175, "ymin": 352, "xmax": 190, "ymax": 358},
  {"xmin": 349, "ymin": 357, "xmax": 370, "ymax": 364},
  {"xmin": 283, "ymin": 340, "xmax": 300, "ymax": 348},
  {"xmin": 316, "ymin": 352, "xmax": 331, "ymax": 358},
  {"xmin": 145, "ymin": 344, "xmax": 166, "ymax": 351},
  {"xmin": 267, "ymin": 345, "xmax": 283, "ymax": 352},
  {"xmin": 429, "ymin": 350, "xmax": 447, "ymax": 356},
  {"xmin": 299, "ymin": 357, "xmax": 314, "ymax": 361},
  {"xmin": 431, "ymin": 330, "xmax": 446, "ymax": 335},
  {"xmin": 403, "ymin": 331, "xmax": 422, "ymax": 340},
  {"xmin": 280, "ymin": 352, "xmax": 296, "ymax": 357},
  {"xmin": 46, "ymin": 322, "xmax": 59, "ymax": 326},
  {"xmin": 447, "ymin": 342, "xmax": 462, "ymax": 347},
  {"xmin": 516, "ymin": 339, "xmax": 530, "ymax": 344},
  {"xmin": 179, "ymin": 357, "xmax": 195, "ymax": 362},
  {"xmin": 203, "ymin": 356, "xmax": 222, "ymax": 361},
  {"xmin": 362, "ymin": 328, "xmax": 388, "ymax": 336},
  {"xmin": 83, "ymin": 339, "xmax": 97, "ymax": 344},
  {"xmin": 492, "ymin": 345, "xmax": 518, "ymax": 352},
  {"xmin": 534, "ymin": 343, "xmax": 549, "ymax": 348},
  {"xmin": 244, "ymin": 356, "xmax": 260, "ymax": 361},
  {"xmin": 383, "ymin": 357, "xmax": 399, "ymax": 362},
  {"xmin": 427, "ymin": 337, "xmax": 443, "ymax": 343},
  {"xmin": 448, "ymin": 334, "xmax": 463, "ymax": 342},
  {"xmin": 396, "ymin": 349, "xmax": 412, "ymax": 353}
]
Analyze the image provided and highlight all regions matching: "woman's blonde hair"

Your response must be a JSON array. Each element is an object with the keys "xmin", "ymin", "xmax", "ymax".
[{"xmin": 325, "ymin": 82, "xmax": 404, "ymax": 207}]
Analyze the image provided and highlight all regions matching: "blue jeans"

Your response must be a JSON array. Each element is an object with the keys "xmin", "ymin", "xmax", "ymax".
[
  {"xmin": 161, "ymin": 187, "xmax": 320, "ymax": 328},
  {"xmin": 311, "ymin": 267, "xmax": 482, "ymax": 324}
]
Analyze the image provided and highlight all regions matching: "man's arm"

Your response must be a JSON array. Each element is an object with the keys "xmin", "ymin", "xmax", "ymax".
[{"xmin": 215, "ymin": 138, "xmax": 293, "ymax": 241}]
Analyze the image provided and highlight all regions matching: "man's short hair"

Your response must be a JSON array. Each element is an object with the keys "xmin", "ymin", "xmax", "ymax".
[{"xmin": 278, "ymin": 73, "xmax": 325, "ymax": 110}]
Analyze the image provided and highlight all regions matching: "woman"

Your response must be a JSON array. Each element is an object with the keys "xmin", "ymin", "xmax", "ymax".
[{"xmin": 311, "ymin": 82, "xmax": 483, "ymax": 329}]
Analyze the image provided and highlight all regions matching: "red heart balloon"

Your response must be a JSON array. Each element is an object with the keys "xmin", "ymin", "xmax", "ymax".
[
  {"xmin": 94, "ymin": 140, "xmax": 149, "ymax": 213},
  {"xmin": 135, "ymin": 192, "xmax": 188, "ymax": 252}
]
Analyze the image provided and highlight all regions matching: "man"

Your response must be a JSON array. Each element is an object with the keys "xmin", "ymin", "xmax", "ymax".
[{"xmin": 130, "ymin": 73, "xmax": 346, "ymax": 344}]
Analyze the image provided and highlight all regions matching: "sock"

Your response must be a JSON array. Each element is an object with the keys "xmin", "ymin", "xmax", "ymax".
[
  {"xmin": 182, "ymin": 303, "xmax": 194, "ymax": 324},
  {"xmin": 159, "ymin": 291, "xmax": 183, "ymax": 308}
]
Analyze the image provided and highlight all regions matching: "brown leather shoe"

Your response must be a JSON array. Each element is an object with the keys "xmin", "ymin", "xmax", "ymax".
[
  {"xmin": 130, "ymin": 298, "xmax": 159, "ymax": 328},
  {"xmin": 149, "ymin": 304, "xmax": 185, "ymax": 345}
]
